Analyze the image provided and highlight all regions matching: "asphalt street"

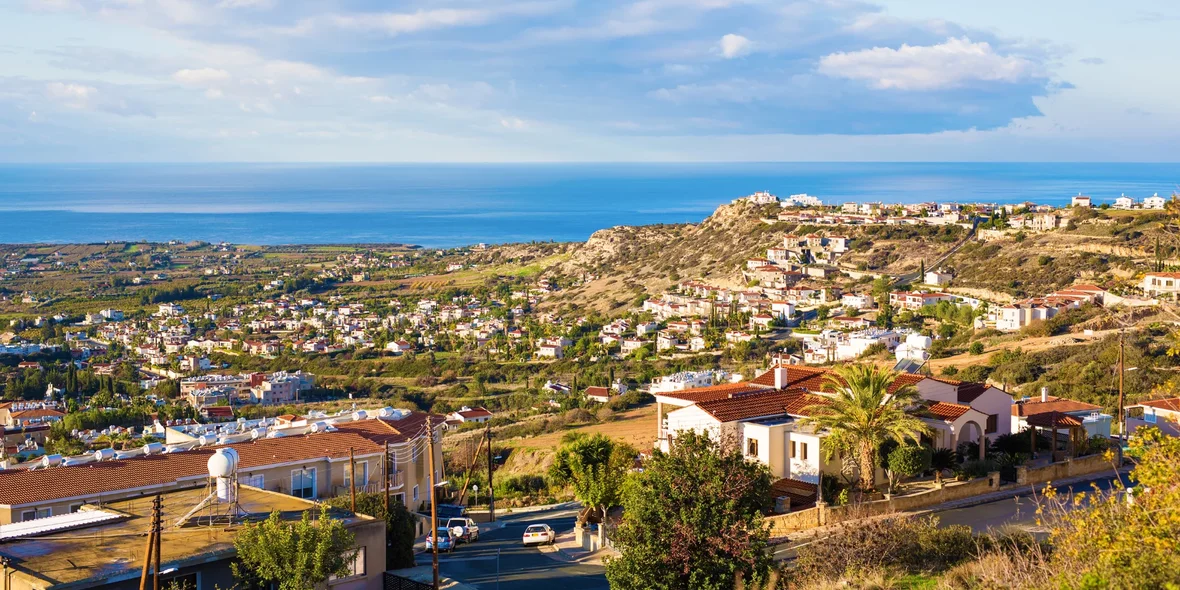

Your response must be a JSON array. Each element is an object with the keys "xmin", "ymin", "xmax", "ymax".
[
  {"xmin": 416, "ymin": 505, "xmax": 609, "ymax": 590},
  {"xmin": 773, "ymin": 474, "xmax": 1128, "ymax": 561}
]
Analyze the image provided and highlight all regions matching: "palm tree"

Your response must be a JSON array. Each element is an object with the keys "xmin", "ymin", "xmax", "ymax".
[{"xmin": 800, "ymin": 365, "xmax": 931, "ymax": 492}]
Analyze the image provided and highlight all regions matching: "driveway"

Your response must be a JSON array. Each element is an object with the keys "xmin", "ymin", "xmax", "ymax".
[{"xmin": 416, "ymin": 504, "xmax": 609, "ymax": 590}]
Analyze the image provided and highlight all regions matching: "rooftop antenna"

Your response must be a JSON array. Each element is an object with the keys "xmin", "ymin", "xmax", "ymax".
[{"xmin": 174, "ymin": 447, "xmax": 246, "ymax": 527}]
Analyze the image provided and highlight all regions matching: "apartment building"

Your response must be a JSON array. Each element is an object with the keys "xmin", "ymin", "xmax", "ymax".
[{"xmin": 0, "ymin": 410, "xmax": 444, "ymax": 525}]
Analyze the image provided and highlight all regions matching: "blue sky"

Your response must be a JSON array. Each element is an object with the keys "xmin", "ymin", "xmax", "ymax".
[{"xmin": 0, "ymin": 0, "xmax": 1177, "ymax": 162}]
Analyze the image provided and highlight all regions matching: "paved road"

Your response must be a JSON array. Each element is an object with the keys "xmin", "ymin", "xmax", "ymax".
[
  {"xmin": 934, "ymin": 475, "xmax": 1124, "ymax": 533},
  {"xmin": 417, "ymin": 505, "xmax": 608, "ymax": 590},
  {"xmin": 773, "ymin": 474, "xmax": 1128, "ymax": 562}
]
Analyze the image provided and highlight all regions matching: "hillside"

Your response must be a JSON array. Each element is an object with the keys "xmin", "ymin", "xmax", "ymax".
[{"xmin": 540, "ymin": 202, "xmax": 970, "ymax": 315}]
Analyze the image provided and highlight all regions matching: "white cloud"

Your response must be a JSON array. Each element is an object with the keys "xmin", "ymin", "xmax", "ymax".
[
  {"xmin": 818, "ymin": 37, "xmax": 1038, "ymax": 91},
  {"xmin": 216, "ymin": 0, "xmax": 274, "ymax": 8},
  {"xmin": 204, "ymin": 88, "xmax": 223, "ymax": 99},
  {"xmin": 28, "ymin": 111, "xmax": 42, "ymax": 123},
  {"xmin": 500, "ymin": 116, "xmax": 527, "ymax": 129},
  {"xmin": 45, "ymin": 82, "xmax": 98, "ymax": 109},
  {"xmin": 172, "ymin": 67, "xmax": 232, "ymax": 85},
  {"xmin": 286, "ymin": 2, "xmax": 562, "ymax": 37},
  {"xmin": 366, "ymin": 95, "xmax": 396, "ymax": 104},
  {"xmin": 718, "ymin": 34, "xmax": 751, "ymax": 59}
]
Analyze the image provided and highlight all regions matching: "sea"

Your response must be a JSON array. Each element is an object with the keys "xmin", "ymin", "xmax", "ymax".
[{"xmin": 1, "ymin": 163, "xmax": 1177, "ymax": 247}]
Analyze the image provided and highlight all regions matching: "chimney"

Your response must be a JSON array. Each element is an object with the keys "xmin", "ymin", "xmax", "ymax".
[
  {"xmin": 1041, "ymin": 386, "xmax": 1049, "ymax": 403},
  {"xmin": 774, "ymin": 367, "xmax": 789, "ymax": 390}
]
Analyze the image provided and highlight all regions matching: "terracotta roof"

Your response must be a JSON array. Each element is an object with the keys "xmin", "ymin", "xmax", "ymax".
[
  {"xmin": 455, "ymin": 407, "xmax": 492, "ymax": 419},
  {"xmin": 1025, "ymin": 413, "xmax": 1084, "ymax": 428},
  {"xmin": 693, "ymin": 388, "xmax": 829, "ymax": 423},
  {"xmin": 771, "ymin": 478, "xmax": 817, "ymax": 511},
  {"xmin": 1135, "ymin": 397, "xmax": 1180, "ymax": 412},
  {"xmin": 584, "ymin": 387, "xmax": 610, "ymax": 397},
  {"xmin": 750, "ymin": 367, "xmax": 925, "ymax": 394},
  {"xmin": 9, "ymin": 409, "xmax": 65, "ymax": 420},
  {"xmin": 657, "ymin": 382, "xmax": 769, "ymax": 403},
  {"xmin": 0, "ymin": 413, "xmax": 441, "ymax": 507},
  {"xmin": 919, "ymin": 401, "xmax": 972, "ymax": 422},
  {"xmin": 1013, "ymin": 397, "xmax": 1101, "ymax": 417}
]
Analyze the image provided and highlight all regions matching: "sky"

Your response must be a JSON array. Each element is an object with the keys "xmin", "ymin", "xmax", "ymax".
[{"xmin": 0, "ymin": 0, "xmax": 1178, "ymax": 162}]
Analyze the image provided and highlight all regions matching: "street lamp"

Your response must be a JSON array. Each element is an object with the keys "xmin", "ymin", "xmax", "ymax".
[{"xmin": 472, "ymin": 485, "xmax": 479, "ymax": 507}]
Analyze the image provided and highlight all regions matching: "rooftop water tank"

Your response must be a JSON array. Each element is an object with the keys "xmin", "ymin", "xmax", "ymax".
[
  {"xmin": 41, "ymin": 454, "xmax": 63, "ymax": 468},
  {"xmin": 94, "ymin": 448, "xmax": 116, "ymax": 462},
  {"xmin": 207, "ymin": 447, "xmax": 240, "ymax": 478},
  {"xmin": 142, "ymin": 442, "xmax": 164, "ymax": 456}
]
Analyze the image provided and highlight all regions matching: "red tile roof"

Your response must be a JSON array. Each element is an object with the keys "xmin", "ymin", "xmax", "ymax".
[
  {"xmin": 750, "ymin": 367, "xmax": 925, "ymax": 394},
  {"xmin": 657, "ymin": 382, "xmax": 769, "ymax": 403},
  {"xmin": 919, "ymin": 401, "xmax": 972, "ymax": 422},
  {"xmin": 693, "ymin": 388, "xmax": 829, "ymax": 423},
  {"xmin": 1135, "ymin": 397, "xmax": 1180, "ymax": 412},
  {"xmin": 0, "ymin": 413, "xmax": 441, "ymax": 507},
  {"xmin": 1025, "ymin": 413, "xmax": 1084, "ymax": 428},
  {"xmin": 1013, "ymin": 397, "xmax": 1101, "ymax": 417}
]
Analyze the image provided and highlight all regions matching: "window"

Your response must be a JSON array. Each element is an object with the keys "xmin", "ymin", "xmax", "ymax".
[
  {"xmin": 161, "ymin": 573, "xmax": 199, "ymax": 590},
  {"xmin": 790, "ymin": 441, "xmax": 797, "ymax": 459},
  {"xmin": 986, "ymin": 414, "xmax": 998, "ymax": 434},
  {"xmin": 69, "ymin": 503, "xmax": 83, "ymax": 513},
  {"xmin": 21, "ymin": 510, "xmax": 36, "ymax": 522},
  {"xmin": 331, "ymin": 547, "xmax": 366, "ymax": 582},
  {"xmin": 413, "ymin": 485, "xmax": 419, "ymax": 502},
  {"xmin": 344, "ymin": 461, "xmax": 369, "ymax": 487},
  {"xmin": 242, "ymin": 473, "xmax": 265, "ymax": 488},
  {"xmin": 291, "ymin": 468, "xmax": 317, "ymax": 499},
  {"xmin": 800, "ymin": 443, "xmax": 808, "ymax": 461},
  {"xmin": 746, "ymin": 438, "xmax": 759, "ymax": 457}
]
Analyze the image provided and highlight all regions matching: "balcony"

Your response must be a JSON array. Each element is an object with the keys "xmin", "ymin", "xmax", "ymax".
[{"xmin": 332, "ymin": 470, "xmax": 405, "ymax": 498}]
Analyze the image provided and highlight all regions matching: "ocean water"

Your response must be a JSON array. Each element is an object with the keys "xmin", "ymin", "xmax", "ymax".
[{"xmin": 0, "ymin": 163, "xmax": 1177, "ymax": 247}]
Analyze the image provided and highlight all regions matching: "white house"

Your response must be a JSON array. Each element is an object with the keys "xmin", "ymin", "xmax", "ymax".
[
  {"xmin": 1141, "ymin": 272, "xmax": 1180, "ymax": 297},
  {"xmin": 1114, "ymin": 195, "xmax": 1135, "ymax": 210},
  {"xmin": 923, "ymin": 270, "xmax": 953, "ymax": 287},
  {"xmin": 1071, "ymin": 194, "xmax": 1092, "ymax": 208},
  {"xmin": 650, "ymin": 370, "xmax": 720, "ymax": 394},
  {"xmin": 1143, "ymin": 194, "xmax": 1167, "ymax": 210},
  {"xmin": 1125, "ymin": 397, "xmax": 1180, "ymax": 437},
  {"xmin": 448, "ymin": 406, "xmax": 493, "ymax": 424},
  {"xmin": 840, "ymin": 293, "xmax": 875, "ymax": 311},
  {"xmin": 1012, "ymin": 389, "xmax": 1111, "ymax": 439}
]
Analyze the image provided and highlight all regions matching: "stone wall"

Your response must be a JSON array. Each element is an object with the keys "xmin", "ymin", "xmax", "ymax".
[
  {"xmin": 765, "ymin": 506, "xmax": 822, "ymax": 536},
  {"xmin": 1017, "ymin": 454, "xmax": 1114, "ymax": 486}
]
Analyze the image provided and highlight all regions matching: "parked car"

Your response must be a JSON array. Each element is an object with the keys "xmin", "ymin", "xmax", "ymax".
[
  {"xmin": 425, "ymin": 527, "xmax": 457, "ymax": 553},
  {"xmin": 446, "ymin": 517, "xmax": 480, "ymax": 543},
  {"xmin": 522, "ymin": 523, "xmax": 555, "ymax": 546}
]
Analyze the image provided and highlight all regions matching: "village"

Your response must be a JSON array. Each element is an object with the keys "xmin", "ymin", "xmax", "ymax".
[{"xmin": 3, "ymin": 190, "xmax": 1180, "ymax": 590}]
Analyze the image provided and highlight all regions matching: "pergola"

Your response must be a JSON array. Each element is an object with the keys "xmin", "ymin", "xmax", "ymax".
[{"xmin": 1025, "ymin": 411, "xmax": 1085, "ymax": 461}]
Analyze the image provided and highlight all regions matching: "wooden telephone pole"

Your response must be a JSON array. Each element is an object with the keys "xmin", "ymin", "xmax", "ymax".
[
  {"xmin": 383, "ymin": 442, "xmax": 391, "ymax": 513},
  {"xmin": 138, "ymin": 495, "xmax": 162, "ymax": 590},
  {"xmin": 486, "ymin": 424, "xmax": 495, "ymax": 523},
  {"xmin": 427, "ymin": 419, "xmax": 440, "ymax": 590},
  {"xmin": 1117, "ymin": 330, "xmax": 1126, "ymax": 444},
  {"xmin": 349, "ymin": 447, "xmax": 357, "ymax": 513}
]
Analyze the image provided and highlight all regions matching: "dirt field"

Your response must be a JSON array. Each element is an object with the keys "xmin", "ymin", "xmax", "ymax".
[
  {"xmin": 925, "ymin": 329, "xmax": 1119, "ymax": 372},
  {"xmin": 508, "ymin": 404, "xmax": 658, "ymax": 452}
]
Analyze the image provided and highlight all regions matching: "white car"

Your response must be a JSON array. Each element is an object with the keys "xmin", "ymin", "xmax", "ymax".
[{"xmin": 522, "ymin": 523, "xmax": 555, "ymax": 546}]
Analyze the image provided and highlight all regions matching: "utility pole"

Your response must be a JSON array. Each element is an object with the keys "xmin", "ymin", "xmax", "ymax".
[
  {"xmin": 349, "ymin": 447, "xmax": 357, "ymax": 513},
  {"xmin": 427, "ymin": 419, "xmax": 439, "ymax": 590},
  {"xmin": 153, "ymin": 495, "xmax": 161, "ymax": 590},
  {"xmin": 1118, "ymin": 330, "xmax": 1126, "ymax": 445},
  {"xmin": 486, "ymin": 423, "xmax": 495, "ymax": 522},
  {"xmin": 383, "ymin": 442, "xmax": 391, "ymax": 513},
  {"xmin": 138, "ymin": 495, "xmax": 160, "ymax": 590}
]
